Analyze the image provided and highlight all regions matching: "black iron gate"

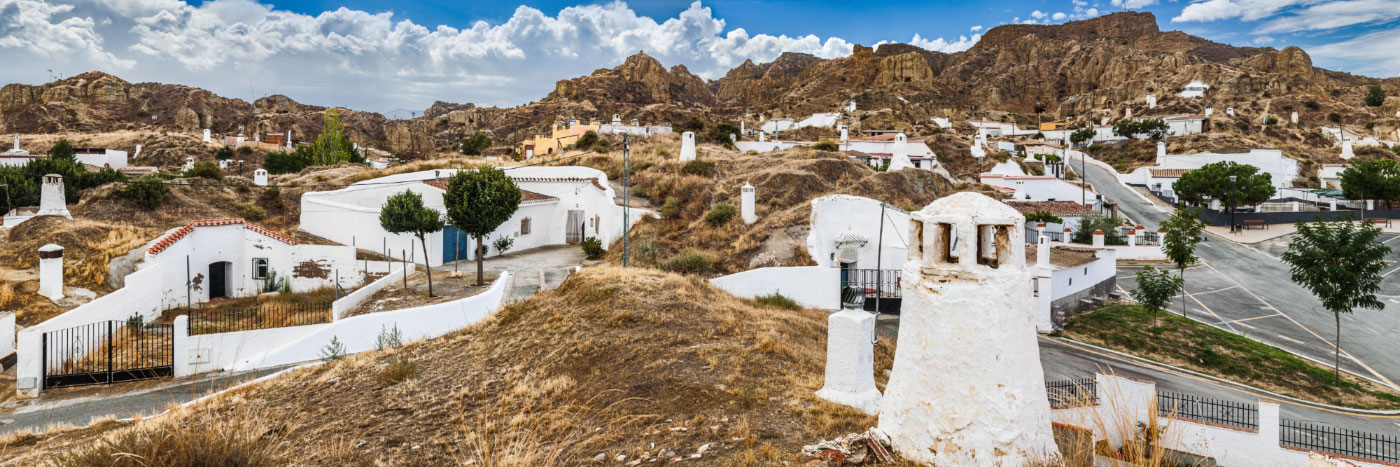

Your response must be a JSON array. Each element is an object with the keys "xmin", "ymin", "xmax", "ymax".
[
  {"xmin": 840, "ymin": 268, "xmax": 902, "ymax": 313},
  {"xmin": 42, "ymin": 320, "xmax": 174, "ymax": 389}
]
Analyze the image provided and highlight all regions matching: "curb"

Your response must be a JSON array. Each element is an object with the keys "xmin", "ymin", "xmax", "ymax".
[{"xmin": 1045, "ymin": 336, "xmax": 1400, "ymax": 416}]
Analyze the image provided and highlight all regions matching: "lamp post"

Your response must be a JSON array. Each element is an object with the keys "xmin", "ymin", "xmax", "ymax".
[{"xmin": 1228, "ymin": 175, "xmax": 1237, "ymax": 233}]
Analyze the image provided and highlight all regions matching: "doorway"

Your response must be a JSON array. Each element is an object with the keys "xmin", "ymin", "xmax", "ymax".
[
  {"xmin": 209, "ymin": 261, "xmax": 231, "ymax": 299},
  {"xmin": 565, "ymin": 210, "xmax": 584, "ymax": 244}
]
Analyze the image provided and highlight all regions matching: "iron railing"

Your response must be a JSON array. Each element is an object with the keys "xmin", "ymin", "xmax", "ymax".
[
  {"xmin": 1026, "ymin": 226, "xmax": 1066, "ymax": 243},
  {"xmin": 42, "ymin": 320, "xmax": 173, "ymax": 388},
  {"xmin": 188, "ymin": 303, "xmax": 333, "ymax": 335},
  {"xmin": 1280, "ymin": 420, "xmax": 1400, "ymax": 464},
  {"xmin": 1045, "ymin": 378, "xmax": 1097, "ymax": 408},
  {"xmin": 841, "ymin": 269, "xmax": 901, "ymax": 300},
  {"xmin": 1156, "ymin": 390, "xmax": 1258, "ymax": 431}
]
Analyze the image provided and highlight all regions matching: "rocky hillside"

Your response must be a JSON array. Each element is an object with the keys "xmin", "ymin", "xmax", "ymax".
[{"xmin": 3, "ymin": 12, "xmax": 1397, "ymax": 157}]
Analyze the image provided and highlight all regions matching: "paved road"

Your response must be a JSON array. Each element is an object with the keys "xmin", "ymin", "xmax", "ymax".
[
  {"xmin": 0, "ymin": 366, "xmax": 287, "ymax": 436},
  {"xmin": 1071, "ymin": 153, "xmax": 1400, "ymax": 389}
]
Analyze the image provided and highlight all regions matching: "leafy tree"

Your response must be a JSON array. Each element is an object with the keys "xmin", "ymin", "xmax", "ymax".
[
  {"xmin": 1340, "ymin": 159, "xmax": 1400, "ymax": 209},
  {"xmin": 310, "ymin": 110, "xmax": 356, "ymax": 165},
  {"xmin": 680, "ymin": 117, "xmax": 705, "ymax": 133},
  {"xmin": 117, "ymin": 176, "xmax": 171, "ymax": 209},
  {"xmin": 184, "ymin": 161, "xmax": 223, "ymax": 180},
  {"xmin": 379, "ymin": 190, "xmax": 446, "ymax": 296},
  {"xmin": 1072, "ymin": 213, "xmax": 1126, "ymax": 245},
  {"xmin": 570, "ymin": 131, "xmax": 599, "ymax": 151},
  {"xmin": 459, "ymin": 132, "xmax": 493, "ymax": 156},
  {"xmin": 1281, "ymin": 217, "xmax": 1389, "ymax": 383},
  {"xmin": 49, "ymin": 139, "xmax": 75, "ymax": 160},
  {"xmin": 1161, "ymin": 207, "xmax": 1205, "ymax": 317},
  {"xmin": 1172, "ymin": 161, "xmax": 1274, "ymax": 227},
  {"xmin": 1364, "ymin": 85, "xmax": 1386, "ymax": 107},
  {"xmin": 443, "ymin": 167, "xmax": 522, "ymax": 285},
  {"xmin": 215, "ymin": 146, "xmax": 234, "ymax": 161},
  {"xmin": 1131, "ymin": 266, "xmax": 1183, "ymax": 326},
  {"xmin": 0, "ymin": 155, "xmax": 123, "ymax": 207},
  {"xmin": 1070, "ymin": 128, "xmax": 1096, "ymax": 146},
  {"xmin": 1112, "ymin": 118, "xmax": 1170, "ymax": 140},
  {"xmin": 263, "ymin": 148, "xmax": 312, "ymax": 174},
  {"xmin": 1024, "ymin": 210, "xmax": 1063, "ymax": 224},
  {"xmin": 493, "ymin": 235, "xmax": 514, "ymax": 256},
  {"xmin": 704, "ymin": 123, "xmax": 741, "ymax": 149}
]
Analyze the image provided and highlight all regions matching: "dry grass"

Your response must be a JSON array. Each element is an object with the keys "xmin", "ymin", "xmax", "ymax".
[{"xmin": 1, "ymin": 267, "xmax": 897, "ymax": 465}]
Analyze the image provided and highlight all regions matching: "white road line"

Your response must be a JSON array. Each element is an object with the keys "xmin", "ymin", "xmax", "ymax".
[
  {"xmin": 1275, "ymin": 334, "xmax": 1306, "ymax": 345},
  {"xmin": 1383, "ymin": 266, "xmax": 1400, "ymax": 277}
]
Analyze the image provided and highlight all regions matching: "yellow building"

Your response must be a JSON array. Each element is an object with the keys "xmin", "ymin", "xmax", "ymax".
[
  {"xmin": 518, "ymin": 118, "xmax": 600, "ymax": 157},
  {"xmin": 1039, "ymin": 121, "xmax": 1069, "ymax": 131}
]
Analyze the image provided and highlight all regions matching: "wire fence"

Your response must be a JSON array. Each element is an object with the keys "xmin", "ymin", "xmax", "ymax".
[
  {"xmin": 188, "ymin": 303, "xmax": 333, "ymax": 335},
  {"xmin": 1280, "ymin": 419, "xmax": 1400, "ymax": 464},
  {"xmin": 1045, "ymin": 378, "xmax": 1097, "ymax": 408},
  {"xmin": 1156, "ymin": 390, "xmax": 1258, "ymax": 431}
]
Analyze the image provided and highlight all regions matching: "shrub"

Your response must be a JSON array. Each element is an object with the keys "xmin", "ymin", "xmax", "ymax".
[
  {"xmin": 459, "ymin": 132, "xmax": 493, "ymax": 155},
  {"xmin": 1328, "ymin": 112, "xmax": 1342, "ymax": 123},
  {"xmin": 236, "ymin": 201, "xmax": 266, "ymax": 221},
  {"xmin": 703, "ymin": 123, "xmax": 740, "ymax": 148},
  {"xmin": 572, "ymin": 130, "xmax": 600, "ymax": 150},
  {"xmin": 117, "ymin": 175, "xmax": 170, "ymax": 209},
  {"xmin": 1365, "ymin": 85, "xmax": 1386, "ymax": 107},
  {"xmin": 631, "ymin": 185, "xmax": 648, "ymax": 199},
  {"xmin": 681, "ymin": 159, "xmax": 715, "ymax": 177},
  {"xmin": 812, "ymin": 140, "xmax": 839, "ymax": 151},
  {"xmin": 1265, "ymin": 116, "xmax": 1279, "ymax": 125},
  {"xmin": 665, "ymin": 249, "xmax": 713, "ymax": 274},
  {"xmin": 493, "ymin": 235, "xmax": 514, "ymax": 256},
  {"xmin": 259, "ymin": 187, "xmax": 284, "ymax": 211},
  {"xmin": 379, "ymin": 356, "xmax": 417, "ymax": 385},
  {"xmin": 1073, "ymin": 213, "xmax": 1128, "ymax": 245},
  {"xmin": 581, "ymin": 236, "xmax": 604, "ymax": 260},
  {"xmin": 319, "ymin": 335, "xmax": 346, "ymax": 362},
  {"xmin": 263, "ymin": 148, "xmax": 311, "ymax": 174},
  {"xmin": 236, "ymin": 145, "xmax": 253, "ymax": 155},
  {"xmin": 754, "ymin": 293, "xmax": 801, "ymax": 310},
  {"xmin": 1304, "ymin": 99, "xmax": 1320, "ymax": 110},
  {"xmin": 184, "ymin": 161, "xmax": 223, "ymax": 179},
  {"xmin": 215, "ymin": 145, "xmax": 234, "ymax": 160},
  {"xmin": 661, "ymin": 196, "xmax": 682, "ymax": 219},
  {"xmin": 706, "ymin": 202, "xmax": 737, "ymax": 226},
  {"xmin": 376, "ymin": 324, "xmax": 404, "ymax": 350},
  {"xmin": 1024, "ymin": 210, "xmax": 1064, "ymax": 224}
]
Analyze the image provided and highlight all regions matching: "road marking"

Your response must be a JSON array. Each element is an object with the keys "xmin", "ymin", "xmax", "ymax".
[
  {"xmin": 1383, "ymin": 266, "xmax": 1400, "ymax": 278},
  {"xmin": 1276, "ymin": 334, "xmax": 1306, "ymax": 345},
  {"xmin": 1186, "ymin": 285, "xmax": 1239, "ymax": 297},
  {"xmin": 1201, "ymin": 262, "xmax": 1400, "ymax": 390},
  {"xmin": 1225, "ymin": 313, "xmax": 1281, "ymax": 324}
]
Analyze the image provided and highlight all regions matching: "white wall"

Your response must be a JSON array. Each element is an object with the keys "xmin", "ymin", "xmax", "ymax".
[
  {"xmin": 1048, "ymin": 249, "xmax": 1116, "ymax": 301},
  {"xmin": 981, "ymin": 175, "xmax": 1096, "ymax": 204},
  {"xmin": 1052, "ymin": 240, "xmax": 1166, "ymax": 261},
  {"xmin": 75, "ymin": 149, "xmax": 128, "ymax": 169},
  {"xmin": 0, "ymin": 312, "xmax": 13, "ymax": 362},
  {"xmin": 149, "ymin": 224, "xmax": 359, "ymax": 308},
  {"xmin": 806, "ymin": 195, "xmax": 909, "ymax": 269},
  {"xmin": 709, "ymin": 266, "xmax": 840, "ymax": 310},
  {"xmin": 1141, "ymin": 149, "xmax": 1298, "ymax": 189},
  {"xmin": 332, "ymin": 263, "xmax": 414, "ymax": 320},
  {"xmin": 181, "ymin": 324, "xmax": 326, "ymax": 376},
  {"xmin": 229, "ymin": 272, "xmax": 512, "ymax": 371}
]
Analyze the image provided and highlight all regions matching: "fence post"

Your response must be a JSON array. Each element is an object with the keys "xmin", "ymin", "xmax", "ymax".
[
  {"xmin": 106, "ymin": 320, "xmax": 114, "ymax": 384},
  {"xmin": 173, "ymin": 315, "xmax": 190, "ymax": 377},
  {"xmin": 1257, "ymin": 401, "xmax": 1280, "ymax": 459}
]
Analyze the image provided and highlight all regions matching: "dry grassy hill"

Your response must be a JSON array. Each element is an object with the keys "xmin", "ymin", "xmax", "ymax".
[{"xmin": 0, "ymin": 267, "xmax": 898, "ymax": 466}]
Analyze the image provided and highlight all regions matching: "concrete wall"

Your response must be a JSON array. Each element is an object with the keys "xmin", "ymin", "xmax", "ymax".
[
  {"xmin": 1047, "ymin": 250, "xmax": 1117, "ymax": 329},
  {"xmin": 0, "ymin": 312, "xmax": 13, "ymax": 361},
  {"xmin": 180, "ymin": 323, "xmax": 326, "ymax": 376},
  {"xmin": 709, "ymin": 266, "xmax": 841, "ymax": 310},
  {"xmin": 332, "ymin": 263, "xmax": 414, "ymax": 320},
  {"xmin": 228, "ymin": 272, "xmax": 512, "ymax": 371},
  {"xmin": 806, "ymin": 195, "xmax": 909, "ymax": 269}
]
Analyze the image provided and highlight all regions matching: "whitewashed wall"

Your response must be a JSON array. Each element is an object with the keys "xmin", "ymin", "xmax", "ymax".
[
  {"xmin": 709, "ymin": 266, "xmax": 840, "ymax": 310},
  {"xmin": 0, "ymin": 312, "xmax": 14, "ymax": 362},
  {"xmin": 806, "ymin": 195, "xmax": 909, "ymax": 270},
  {"xmin": 332, "ymin": 263, "xmax": 414, "ymax": 320},
  {"xmin": 180, "ymin": 323, "xmax": 326, "ymax": 376},
  {"xmin": 228, "ymin": 272, "xmax": 512, "ymax": 371},
  {"xmin": 1048, "ymin": 249, "xmax": 1117, "ymax": 301},
  {"xmin": 288, "ymin": 244, "xmax": 361, "ymax": 293},
  {"xmin": 149, "ymin": 224, "xmax": 360, "ymax": 308}
]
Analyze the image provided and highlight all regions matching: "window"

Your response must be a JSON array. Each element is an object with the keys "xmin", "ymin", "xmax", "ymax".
[
  {"xmin": 252, "ymin": 258, "xmax": 269, "ymax": 280},
  {"xmin": 521, "ymin": 217, "xmax": 532, "ymax": 235}
]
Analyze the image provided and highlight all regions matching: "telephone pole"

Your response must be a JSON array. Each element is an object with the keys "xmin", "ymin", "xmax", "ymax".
[{"xmin": 621, "ymin": 134, "xmax": 631, "ymax": 267}]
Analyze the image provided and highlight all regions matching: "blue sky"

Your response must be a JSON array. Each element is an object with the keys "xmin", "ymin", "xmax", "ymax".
[{"xmin": 1, "ymin": 0, "xmax": 1396, "ymax": 113}]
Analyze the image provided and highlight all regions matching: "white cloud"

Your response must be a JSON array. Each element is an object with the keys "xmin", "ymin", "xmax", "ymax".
[
  {"xmin": 1252, "ymin": 35, "xmax": 1275, "ymax": 44},
  {"xmin": 970, "ymin": 25, "xmax": 983, "ymax": 32},
  {"xmin": 1052, "ymin": 12, "xmax": 1068, "ymax": 20},
  {"xmin": 1031, "ymin": 10, "xmax": 1048, "ymax": 19},
  {"xmin": 1111, "ymin": 0, "xmax": 1159, "ymax": 8},
  {"xmin": 1309, "ymin": 27, "xmax": 1400, "ymax": 77},
  {"xmin": 0, "ymin": 0, "xmax": 860, "ymax": 112},
  {"xmin": 1253, "ymin": 0, "xmax": 1400, "ymax": 33},
  {"xmin": 902, "ymin": 33, "xmax": 982, "ymax": 53},
  {"xmin": 1172, "ymin": 0, "xmax": 1308, "ymax": 23}
]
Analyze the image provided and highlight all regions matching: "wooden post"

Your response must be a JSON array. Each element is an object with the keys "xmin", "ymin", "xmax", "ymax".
[{"xmin": 402, "ymin": 249, "xmax": 408, "ymax": 289}]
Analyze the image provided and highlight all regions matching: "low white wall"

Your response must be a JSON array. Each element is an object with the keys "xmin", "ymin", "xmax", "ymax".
[
  {"xmin": 0, "ymin": 312, "xmax": 13, "ymax": 361},
  {"xmin": 1049, "ymin": 249, "xmax": 1117, "ymax": 301},
  {"xmin": 229, "ymin": 272, "xmax": 512, "ymax": 372},
  {"xmin": 1052, "ymin": 241, "xmax": 1166, "ymax": 261},
  {"xmin": 179, "ymin": 323, "xmax": 327, "ymax": 376},
  {"xmin": 332, "ymin": 263, "xmax": 414, "ymax": 320},
  {"xmin": 709, "ymin": 266, "xmax": 840, "ymax": 310}
]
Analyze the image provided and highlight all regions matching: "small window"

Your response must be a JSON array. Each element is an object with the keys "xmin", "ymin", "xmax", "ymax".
[
  {"xmin": 252, "ymin": 258, "xmax": 269, "ymax": 280},
  {"xmin": 521, "ymin": 217, "xmax": 532, "ymax": 235}
]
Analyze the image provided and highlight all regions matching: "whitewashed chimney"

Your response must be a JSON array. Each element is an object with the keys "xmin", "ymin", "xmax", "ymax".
[
  {"xmin": 739, "ymin": 119, "xmax": 745, "ymax": 135},
  {"xmin": 758, "ymin": 131, "xmax": 766, "ymax": 142},
  {"xmin": 840, "ymin": 126, "xmax": 849, "ymax": 142},
  {"xmin": 1036, "ymin": 236, "xmax": 1050, "ymax": 269},
  {"xmin": 680, "ymin": 131, "xmax": 696, "ymax": 162},
  {"xmin": 38, "ymin": 244, "xmax": 63, "ymax": 300},
  {"xmin": 286, "ymin": 130, "xmax": 293, "ymax": 149},
  {"xmin": 202, "ymin": 129, "xmax": 211, "ymax": 143},
  {"xmin": 1227, "ymin": 107, "xmax": 1236, "ymax": 117},
  {"xmin": 1341, "ymin": 136, "xmax": 1355, "ymax": 159},
  {"xmin": 612, "ymin": 113, "xmax": 621, "ymax": 125},
  {"xmin": 741, "ymin": 183, "xmax": 756, "ymax": 224},
  {"xmin": 1127, "ymin": 229, "xmax": 1137, "ymax": 247},
  {"xmin": 889, "ymin": 133, "xmax": 914, "ymax": 170},
  {"xmin": 815, "ymin": 309, "xmax": 882, "ymax": 414},
  {"xmin": 12, "ymin": 134, "xmax": 19, "ymax": 151},
  {"xmin": 1205, "ymin": 106, "xmax": 1214, "ymax": 118},
  {"xmin": 1291, "ymin": 111, "xmax": 1299, "ymax": 125},
  {"xmin": 847, "ymin": 100, "xmax": 857, "ymax": 113},
  {"xmin": 881, "ymin": 193, "xmax": 1057, "ymax": 464},
  {"xmin": 183, "ymin": 157, "xmax": 195, "ymax": 171},
  {"xmin": 253, "ymin": 168, "xmax": 268, "ymax": 187},
  {"xmin": 1156, "ymin": 141, "xmax": 1166, "ymax": 164},
  {"xmin": 37, "ymin": 174, "xmax": 71, "ymax": 219},
  {"xmin": 1146, "ymin": 93, "xmax": 1157, "ymax": 109}
]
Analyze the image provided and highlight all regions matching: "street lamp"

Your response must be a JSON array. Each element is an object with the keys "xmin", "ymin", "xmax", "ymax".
[{"xmin": 1228, "ymin": 175, "xmax": 1238, "ymax": 233}]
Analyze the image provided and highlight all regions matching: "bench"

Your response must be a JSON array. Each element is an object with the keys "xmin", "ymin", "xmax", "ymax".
[
  {"xmin": 1364, "ymin": 217, "xmax": 1392, "ymax": 228},
  {"xmin": 1241, "ymin": 220, "xmax": 1267, "ymax": 230}
]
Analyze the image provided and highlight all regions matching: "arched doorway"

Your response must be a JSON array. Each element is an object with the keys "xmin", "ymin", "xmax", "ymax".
[{"xmin": 209, "ymin": 261, "xmax": 231, "ymax": 299}]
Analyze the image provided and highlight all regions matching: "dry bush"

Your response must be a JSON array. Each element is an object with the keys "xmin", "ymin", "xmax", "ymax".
[
  {"xmin": 45, "ymin": 407, "xmax": 293, "ymax": 467},
  {"xmin": 378, "ymin": 355, "xmax": 418, "ymax": 385}
]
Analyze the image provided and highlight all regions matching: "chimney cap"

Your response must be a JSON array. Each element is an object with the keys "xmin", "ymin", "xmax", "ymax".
[{"xmin": 1092, "ymin": 229, "xmax": 1104, "ymax": 235}]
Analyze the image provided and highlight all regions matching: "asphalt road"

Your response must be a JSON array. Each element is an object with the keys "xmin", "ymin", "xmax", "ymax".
[{"xmin": 1071, "ymin": 153, "xmax": 1400, "ymax": 390}]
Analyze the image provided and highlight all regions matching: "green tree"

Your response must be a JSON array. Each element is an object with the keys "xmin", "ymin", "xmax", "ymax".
[
  {"xmin": 1072, "ymin": 213, "xmax": 1126, "ymax": 245},
  {"xmin": 1024, "ymin": 210, "xmax": 1063, "ymax": 224},
  {"xmin": 1070, "ymin": 128, "xmax": 1096, "ymax": 146},
  {"xmin": 215, "ymin": 146, "xmax": 234, "ymax": 161},
  {"xmin": 379, "ymin": 190, "xmax": 446, "ymax": 296},
  {"xmin": 1131, "ymin": 266, "xmax": 1183, "ymax": 327},
  {"xmin": 1112, "ymin": 118, "xmax": 1170, "ymax": 140},
  {"xmin": 1161, "ymin": 207, "xmax": 1206, "ymax": 317},
  {"xmin": 1340, "ymin": 159, "xmax": 1400, "ymax": 209},
  {"xmin": 49, "ymin": 139, "xmax": 75, "ymax": 160},
  {"xmin": 1172, "ymin": 161, "xmax": 1274, "ymax": 228},
  {"xmin": 1364, "ymin": 85, "xmax": 1386, "ymax": 107},
  {"xmin": 310, "ymin": 110, "xmax": 355, "ymax": 165},
  {"xmin": 263, "ymin": 148, "xmax": 312, "ymax": 174},
  {"xmin": 443, "ymin": 167, "xmax": 522, "ymax": 285},
  {"xmin": 117, "ymin": 176, "xmax": 171, "ymax": 209},
  {"xmin": 1281, "ymin": 217, "xmax": 1390, "ymax": 383},
  {"xmin": 704, "ymin": 123, "xmax": 741, "ymax": 149},
  {"xmin": 459, "ymin": 132, "xmax": 493, "ymax": 156}
]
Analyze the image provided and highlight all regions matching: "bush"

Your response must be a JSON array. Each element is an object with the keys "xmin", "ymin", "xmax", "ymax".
[
  {"xmin": 236, "ymin": 145, "xmax": 253, "ymax": 155},
  {"xmin": 215, "ymin": 145, "xmax": 234, "ymax": 160},
  {"xmin": 117, "ymin": 176, "xmax": 170, "ymax": 209},
  {"xmin": 681, "ymin": 159, "xmax": 715, "ymax": 177},
  {"xmin": 661, "ymin": 196, "xmax": 682, "ymax": 219},
  {"xmin": 376, "ymin": 324, "xmax": 403, "ymax": 350},
  {"xmin": 1024, "ymin": 210, "xmax": 1063, "ymax": 224},
  {"xmin": 754, "ymin": 293, "xmax": 801, "ymax": 310},
  {"xmin": 706, "ymin": 202, "xmax": 737, "ymax": 226},
  {"xmin": 263, "ymin": 148, "xmax": 311, "ymax": 174},
  {"xmin": 184, "ymin": 161, "xmax": 223, "ymax": 179},
  {"xmin": 1073, "ymin": 213, "xmax": 1127, "ymax": 245},
  {"xmin": 259, "ymin": 187, "xmax": 284, "ymax": 211},
  {"xmin": 319, "ymin": 335, "xmax": 346, "ymax": 362},
  {"xmin": 493, "ymin": 235, "xmax": 514, "ymax": 256},
  {"xmin": 812, "ymin": 140, "xmax": 839, "ymax": 151},
  {"xmin": 459, "ymin": 132, "xmax": 493, "ymax": 156},
  {"xmin": 1304, "ymin": 100, "xmax": 1320, "ymax": 110},
  {"xmin": 236, "ymin": 201, "xmax": 266, "ymax": 221},
  {"xmin": 1265, "ymin": 116, "xmax": 1279, "ymax": 125},
  {"xmin": 1328, "ymin": 112, "xmax": 1342, "ymax": 123},
  {"xmin": 379, "ymin": 356, "xmax": 417, "ymax": 385},
  {"xmin": 664, "ymin": 249, "xmax": 713, "ymax": 274},
  {"xmin": 581, "ymin": 236, "xmax": 604, "ymax": 260},
  {"xmin": 1365, "ymin": 85, "xmax": 1386, "ymax": 107},
  {"xmin": 703, "ymin": 123, "xmax": 740, "ymax": 148},
  {"xmin": 572, "ymin": 130, "xmax": 600, "ymax": 150}
]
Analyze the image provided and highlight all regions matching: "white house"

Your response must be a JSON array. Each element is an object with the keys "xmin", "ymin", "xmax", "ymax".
[
  {"xmin": 300, "ymin": 166, "xmax": 639, "ymax": 267},
  {"xmin": 1031, "ymin": 243, "xmax": 1117, "ymax": 331},
  {"xmin": 73, "ymin": 147, "xmax": 128, "ymax": 169},
  {"xmin": 1164, "ymin": 115, "xmax": 1205, "ymax": 136},
  {"xmin": 966, "ymin": 119, "xmax": 1027, "ymax": 136},
  {"xmin": 599, "ymin": 114, "xmax": 674, "ymax": 137},
  {"xmin": 1179, "ymin": 80, "xmax": 1210, "ymax": 98},
  {"xmin": 735, "ymin": 136, "xmax": 938, "ymax": 170},
  {"xmin": 805, "ymin": 195, "xmax": 909, "ymax": 271},
  {"xmin": 1124, "ymin": 149, "xmax": 1299, "ymax": 192},
  {"xmin": 761, "ymin": 112, "xmax": 840, "ymax": 134},
  {"xmin": 1006, "ymin": 200, "xmax": 1094, "ymax": 234},
  {"xmin": 979, "ymin": 174, "xmax": 1099, "ymax": 205},
  {"xmin": 1319, "ymin": 164, "xmax": 1346, "ymax": 188}
]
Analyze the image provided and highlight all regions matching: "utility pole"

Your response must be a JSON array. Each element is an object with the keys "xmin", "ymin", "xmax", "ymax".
[
  {"xmin": 621, "ymin": 134, "xmax": 631, "ymax": 267},
  {"xmin": 871, "ymin": 202, "xmax": 886, "ymax": 345}
]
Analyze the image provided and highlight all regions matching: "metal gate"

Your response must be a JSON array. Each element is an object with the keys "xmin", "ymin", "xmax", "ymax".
[{"xmin": 42, "ymin": 320, "xmax": 174, "ymax": 389}]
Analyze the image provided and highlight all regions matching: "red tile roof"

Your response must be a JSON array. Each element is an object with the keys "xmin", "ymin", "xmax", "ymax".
[
  {"xmin": 1005, "ymin": 200, "xmax": 1094, "ymax": 216},
  {"xmin": 147, "ymin": 218, "xmax": 295, "ymax": 255},
  {"xmin": 1148, "ymin": 168, "xmax": 1193, "ymax": 178}
]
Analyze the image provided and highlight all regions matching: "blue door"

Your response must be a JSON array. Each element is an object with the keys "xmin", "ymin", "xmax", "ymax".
[{"xmin": 442, "ymin": 226, "xmax": 472, "ymax": 263}]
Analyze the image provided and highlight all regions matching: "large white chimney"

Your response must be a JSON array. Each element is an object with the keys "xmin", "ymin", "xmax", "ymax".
[
  {"xmin": 37, "ymin": 174, "xmax": 71, "ymax": 219},
  {"xmin": 741, "ymin": 183, "xmax": 756, "ymax": 224},
  {"xmin": 253, "ymin": 168, "xmax": 269, "ymax": 187},
  {"xmin": 889, "ymin": 133, "xmax": 914, "ymax": 171},
  {"xmin": 38, "ymin": 244, "xmax": 63, "ymax": 300},
  {"xmin": 202, "ymin": 129, "xmax": 211, "ymax": 143},
  {"xmin": 680, "ymin": 131, "xmax": 696, "ymax": 162}
]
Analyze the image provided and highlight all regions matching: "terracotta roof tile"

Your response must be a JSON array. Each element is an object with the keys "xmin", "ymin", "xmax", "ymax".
[
  {"xmin": 1148, "ymin": 168, "xmax": 1193, "ymax": 178},
  {"xmin": 147, "ymin": 218, "xmax": 295, "ymax": 255},
  {"xmin": 1005, "ymin": 200, "xmax": 1094, "ymax": 216}
]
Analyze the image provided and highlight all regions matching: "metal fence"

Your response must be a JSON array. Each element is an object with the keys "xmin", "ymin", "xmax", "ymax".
[
  {"xmin": 42, "ymin": 321, "xmax": 174, "ymax": 388},
  {"xmin": 841, "ymin": 269, "xmax": 901, "ymax": 299},
  {"xmin": 1025, "ymin": 226, "xmax": 1066, "ymax": 242},
  {"xmin": 1156, "ymin": 390, "xmax": 1258, "ymax": 431},
  {"xmin": 1280, "ymin": 420, "xmax": 1400, "ymax": 464},
  {"xmin": 188, "ymin": 303, "xmax": 333, "ymax": 335},
  {"xmin": 1045, "ymin": 378, "xmax": 1097, "ymax": 408}
]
